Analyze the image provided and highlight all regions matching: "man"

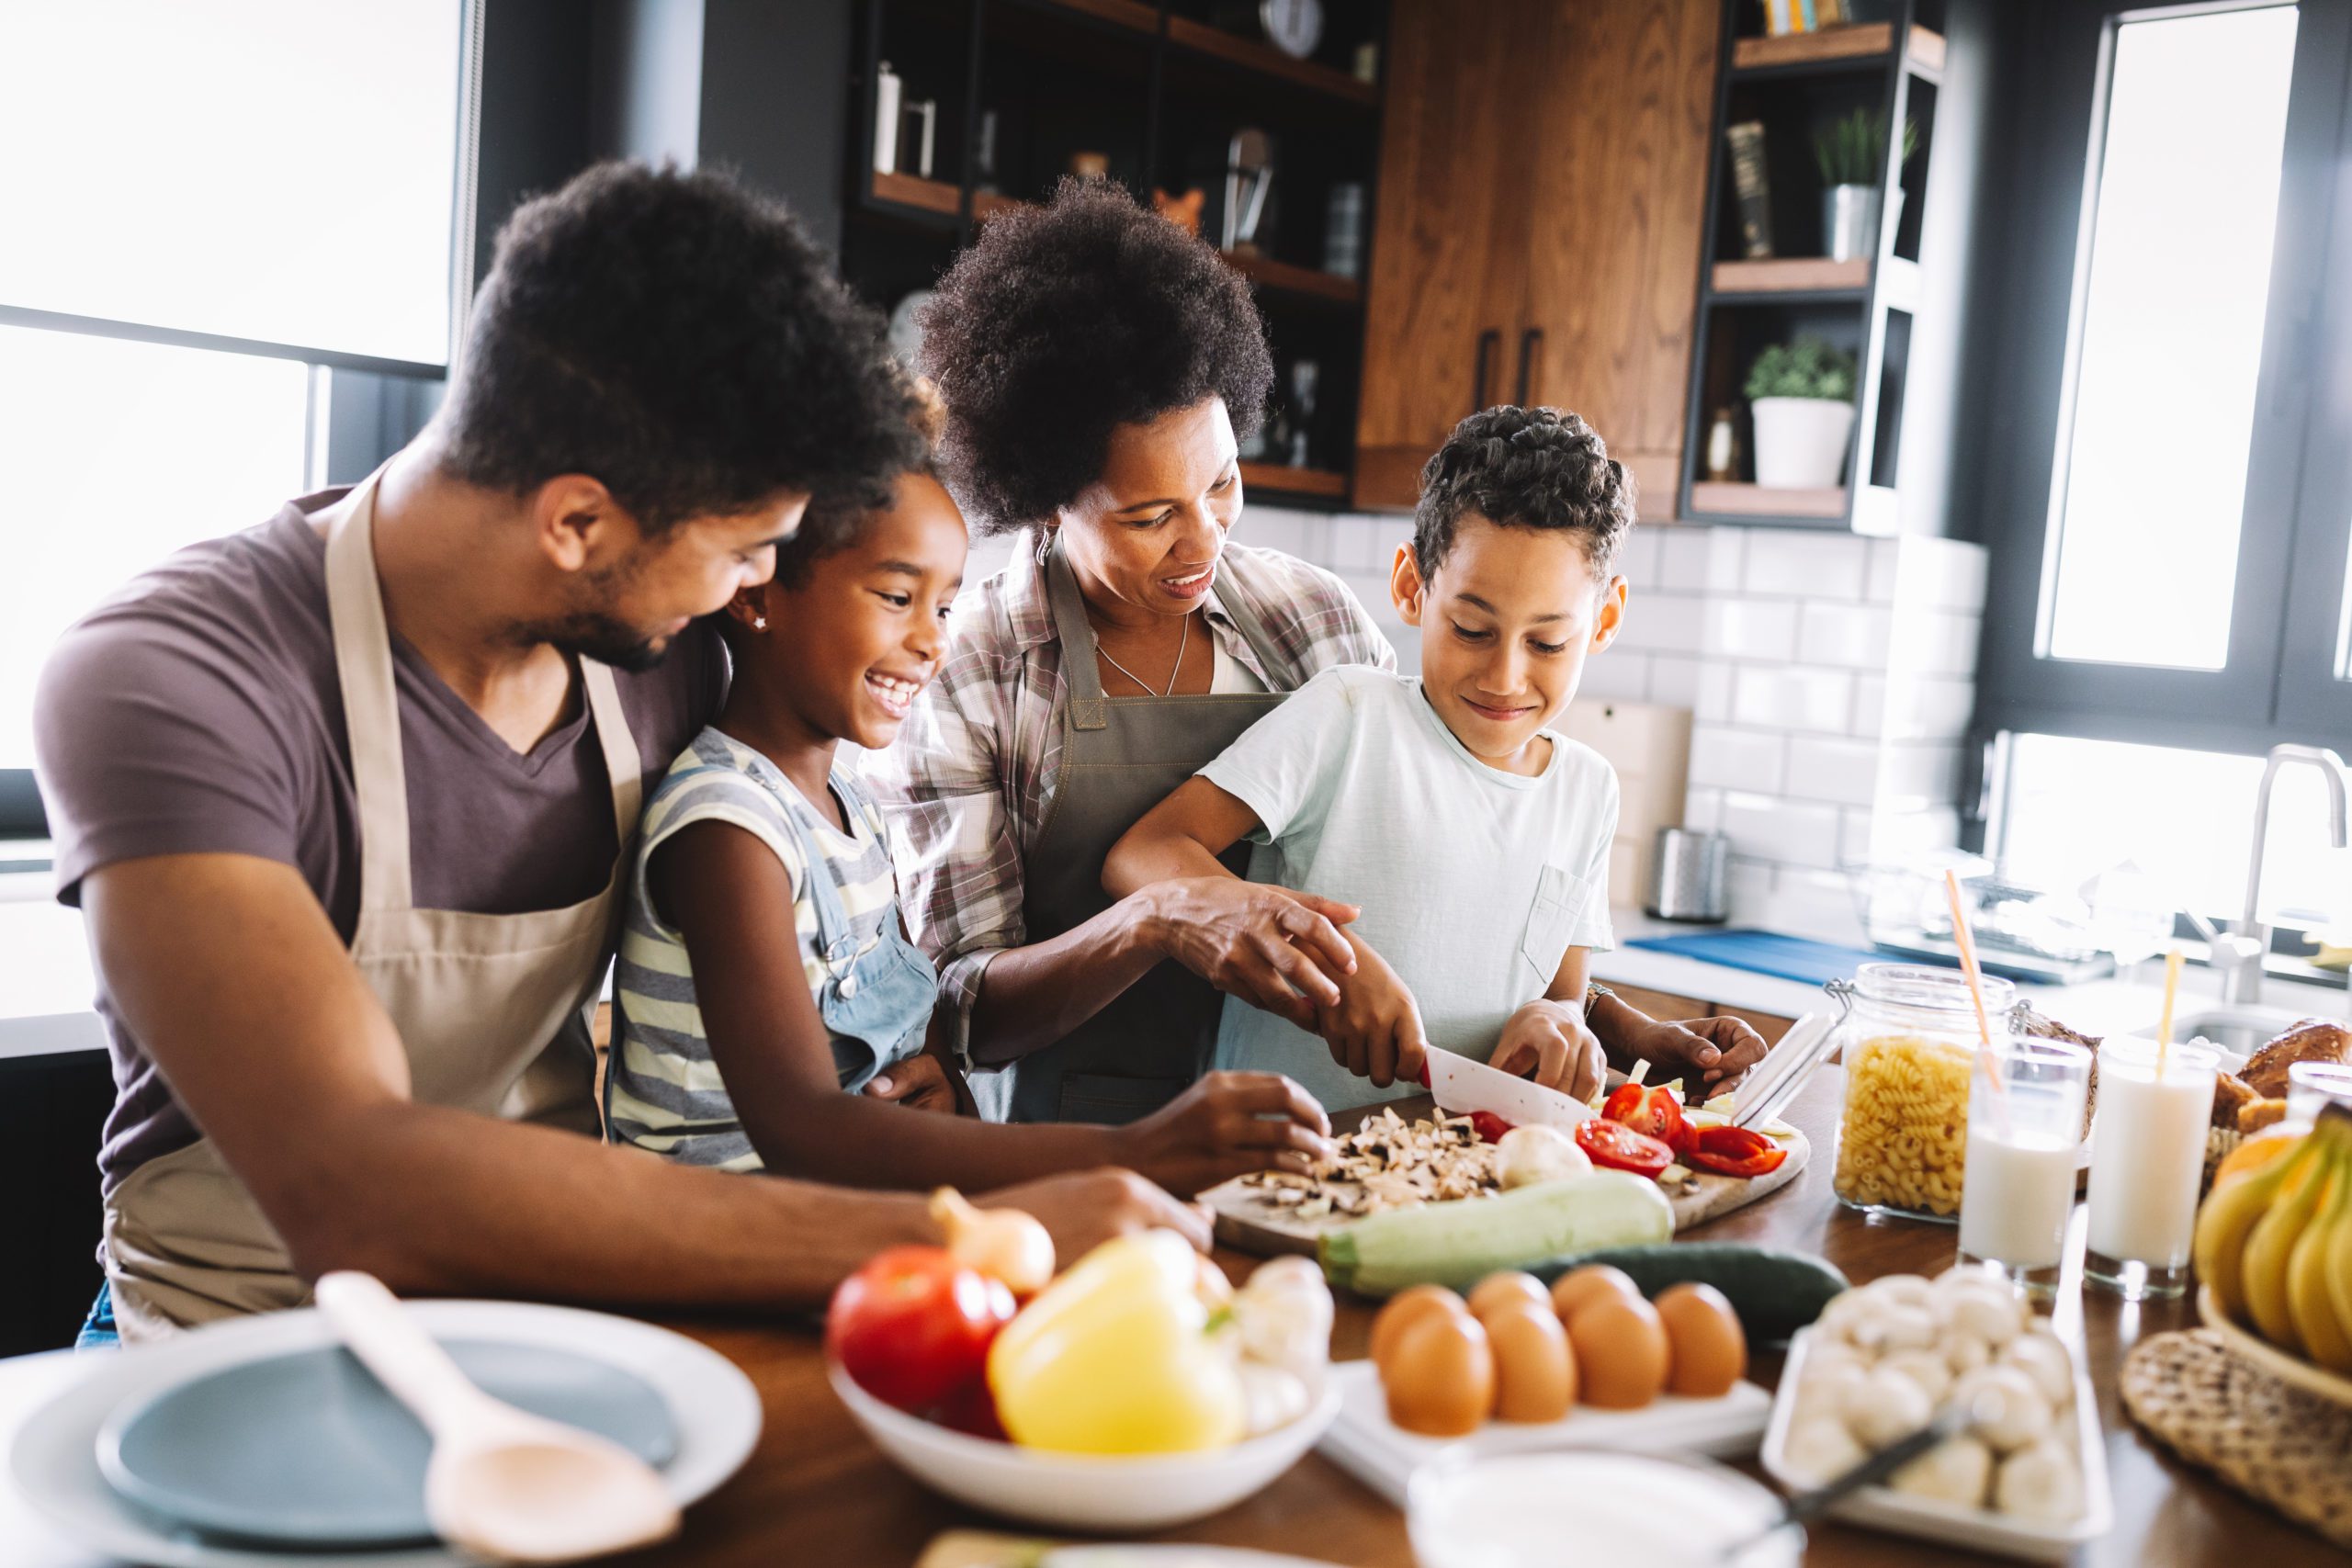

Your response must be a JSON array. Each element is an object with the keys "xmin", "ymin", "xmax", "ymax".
[{"xmin": 34, "ymin": 164, "xmax": 1201, "ymax": 1345}]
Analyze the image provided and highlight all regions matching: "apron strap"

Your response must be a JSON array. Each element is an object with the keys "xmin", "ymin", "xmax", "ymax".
[
  {"xmin": 577, "ymin": 659, "xmax": 643, "ymax": 848},
  {"xmin": 322, "ymin": 468, "xmax": 416, "ymax": 914},
  {"xmin": 1040, "ymin": 536, "xmax": 1112, "ymax": 733}
]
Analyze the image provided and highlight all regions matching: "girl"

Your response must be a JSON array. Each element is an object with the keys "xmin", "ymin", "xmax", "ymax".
[{"xmin": 607, "ymin": 400, "xmax": 1333, "ymax": 1195}]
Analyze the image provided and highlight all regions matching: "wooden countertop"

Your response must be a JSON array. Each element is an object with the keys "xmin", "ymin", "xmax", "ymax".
[{"xmin": 636, "ymin": 1066, "xmax": 2335, "ymax": 1567}]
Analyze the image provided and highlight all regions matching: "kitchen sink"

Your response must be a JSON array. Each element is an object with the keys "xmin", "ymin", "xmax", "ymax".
[{"xmin": 2145, "ymin": 1006, "xmax": 2313, "ymax": 1060}]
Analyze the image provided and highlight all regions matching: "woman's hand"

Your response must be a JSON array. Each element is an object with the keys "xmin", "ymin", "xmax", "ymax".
[
  {"xmin": 1117, "ymin": 1071, "xmax": 1336, "ymax": 1197},
  {"xmin": 978, "ymin": 1168, "xmax": 1214, "ymax": 1257},
  {"xmin": 863, "ymin": 1051, "xmax": 961, "ymax": 1115},
  {"xmin": 1492, "ymin": 999, "xmax": 1608, "ymax": 1103},
  {"xmin": 1630, "ymin": 1014, "xmax": 1771, "ymax": 1096},
  {"xmin": 1313, "ymin": 940, "xmax": 1430, "ymax": 1090},
  {"xmin": 1142, "ymin": 877, "xmax": 1362, "ymax": 1029}
]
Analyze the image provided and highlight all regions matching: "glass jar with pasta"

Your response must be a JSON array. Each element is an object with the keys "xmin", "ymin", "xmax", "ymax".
[{"xmin": 1830, "ymin": 964, "xmax": 2018, "ymax": 1222}]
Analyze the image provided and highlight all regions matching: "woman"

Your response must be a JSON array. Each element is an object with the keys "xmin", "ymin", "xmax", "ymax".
[{"xmin": 874, "ymin": 180, "xmax": 1761, "ymax": 1124}]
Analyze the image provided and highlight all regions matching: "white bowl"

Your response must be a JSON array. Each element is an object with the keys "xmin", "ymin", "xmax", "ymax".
[
  {"xmin": 1408, "ymin": 1451, "xmax": 1798, "ymax": 1568},
  {"xmin": 828, "ymin": 1361, "xmax": 1338, "ymax": 1532}
]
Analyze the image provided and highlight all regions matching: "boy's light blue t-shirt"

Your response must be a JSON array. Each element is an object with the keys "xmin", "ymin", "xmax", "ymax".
[{"xmin": 1201, "ymin": 664, "xmax": 1618, "ymax": 1111}]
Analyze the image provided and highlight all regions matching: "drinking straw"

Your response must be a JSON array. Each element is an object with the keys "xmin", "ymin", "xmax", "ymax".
[
  {"xmin": 1944, "ymin": 869, "xmax": 2011, "ymax": 1127},
  {"xmin": 2157, "ymin": 946, "xmax": 2184, "ymax": 1077}
]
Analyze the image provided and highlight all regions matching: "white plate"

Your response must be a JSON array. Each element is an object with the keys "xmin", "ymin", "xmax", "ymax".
[
  {"xmin": 6, "ymin": 1301, "xmax": 761, "ymax": 1568},
  {"xmin": 831, "ymin": 1361, "xmax": 1336, "ymax": 1533},
  {"xmin": 1758, "ymin": 1327, "xmax": 2112, "ymax": 1564},
  {"xmin": 1316, "ymin": 1358, "xmax": 1772, "ymax": 1507},
  {"xmin": 2198, "ymin": 1285, "xmax": 2352, "ymax": 1408}
]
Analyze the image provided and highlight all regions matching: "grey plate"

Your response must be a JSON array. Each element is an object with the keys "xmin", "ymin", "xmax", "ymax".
[{"xmin": 96, "ymin": 1340, "xmax": 676, "ymax": 1549}]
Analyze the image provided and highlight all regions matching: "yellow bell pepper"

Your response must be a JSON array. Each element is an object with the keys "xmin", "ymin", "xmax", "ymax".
[{"xmin": 985, "ymin": 1229, "xmax": 1245, "ymax": 1455}]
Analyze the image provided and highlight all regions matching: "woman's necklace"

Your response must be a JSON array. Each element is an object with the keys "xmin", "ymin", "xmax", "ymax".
[{"xmin": 1095, "ymin": 613, "xmax": 1191, "ymax": 698}]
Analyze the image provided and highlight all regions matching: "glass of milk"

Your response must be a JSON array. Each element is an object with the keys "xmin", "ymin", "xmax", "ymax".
[
  {"xmin": 1956, "ymin": 1032, "xmax": 2092, "ymax": 1297},
  {"xmin": 2085, "ymin": 1034, "xmax": 2221, "ymax": 1299}
]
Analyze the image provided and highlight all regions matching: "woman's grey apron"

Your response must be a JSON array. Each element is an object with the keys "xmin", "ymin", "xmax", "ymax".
[{"xmin": 983, "ymin": 538, "xmax": 1292, "ymax": 1124}]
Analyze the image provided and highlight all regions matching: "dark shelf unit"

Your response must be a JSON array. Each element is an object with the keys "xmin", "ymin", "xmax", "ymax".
[
  {"xmin": 842, "ymin": 0, "xmax": 1387, "ymax": 505},
  {"xmin": 1679, "ymin": 0, "xmax": 1947, "ymax": 533}
]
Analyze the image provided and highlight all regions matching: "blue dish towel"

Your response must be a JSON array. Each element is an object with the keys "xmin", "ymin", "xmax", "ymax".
[{"xmin": 1624, "ymin": 929, "xmax": 1924, "ymax": 988}]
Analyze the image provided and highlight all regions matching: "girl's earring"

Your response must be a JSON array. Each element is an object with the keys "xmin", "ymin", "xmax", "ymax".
[{"xmin": 752, "ymin": 615, "xmax": 768, "ymax": 631}]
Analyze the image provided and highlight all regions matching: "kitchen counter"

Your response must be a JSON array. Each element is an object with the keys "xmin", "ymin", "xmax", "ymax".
[{"xmin": 5, "ymin": 1066, "xmax": 2339, "ymax": 1565}]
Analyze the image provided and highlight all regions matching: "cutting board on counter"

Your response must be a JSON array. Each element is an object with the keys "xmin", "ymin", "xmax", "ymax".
[{"xmin": 1203, "ymin": 1099, "xmax": 1809, "ymax": 1262}]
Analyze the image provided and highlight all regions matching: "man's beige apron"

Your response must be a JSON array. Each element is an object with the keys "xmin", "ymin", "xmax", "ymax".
[{"xmin": 100, "ymin": 470, "xmax": 642, "ymax": 1342}]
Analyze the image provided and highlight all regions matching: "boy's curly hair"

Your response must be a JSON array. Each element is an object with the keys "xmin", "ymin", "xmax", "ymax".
[
  {"xmin": 917, "ymin": 178, "xmax": 1274, "ymax": 535},
  {"xmin": 439, "ymin": 162, "xmax": 922, "ymax": 532},
  {"xmin": 1412, "ymin": 406, "xmax": 1636, "ymax": 579}
]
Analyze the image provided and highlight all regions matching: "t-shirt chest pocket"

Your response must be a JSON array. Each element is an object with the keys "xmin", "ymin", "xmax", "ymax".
[{"xmin": 1519, "ymin": 863, "xmax": 1592, "ymax": 984}]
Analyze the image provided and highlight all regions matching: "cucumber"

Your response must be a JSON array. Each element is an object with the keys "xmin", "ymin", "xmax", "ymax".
[
  {"xmin": 1317, "ymin": 1172, "xmax": 1674, "ymax": 1297},
  {"xmin": 1531, "ymin": 1243, "xmax": 1848, "ymax": 1345}
]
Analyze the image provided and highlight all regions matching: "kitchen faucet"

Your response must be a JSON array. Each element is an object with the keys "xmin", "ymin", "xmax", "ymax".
[{"xmin": 2221, "ymin": 744, "xmax": 2349, "ymax": 1006}]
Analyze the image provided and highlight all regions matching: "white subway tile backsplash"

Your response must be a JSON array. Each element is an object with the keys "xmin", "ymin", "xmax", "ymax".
[
  {"xmin": 1783, "ymin": 736, "xmax": 1881, "ymax": 807},
  {"xmin": 1850, "ymin": 673, "xmax": 1887, "ymax": 738},
  {"xmin": 1647, "ymin": 654, "xmax": 1703, "ymax": 710},
  {"xmin": 1694, "ymin": 661, "xmax": 1735, "ymax": 723},
  {"xmin": 1798, "ymin": 603, "xmax": 1894, "ymax": 669},
  {"xmin": 1733, "ymin": 665, "xmax": 1854, "ymax": 733},
  {"xmin": 1613, "ymin": 592, "xmax": 1711, "ymax": 654},
  {"xmin": 1660, "ymin": 526, "xmax": 1744, "ymax": 593},
  {"xmin": 1577, "ymin": 649, "xmax": 1653, "ymax": 702},
  {"xmin": 1741, "ymin": 531, "xmax": 1871, "ymax": 599},
  {"xmin": 1889, "ymin": 610, "xmax": 1982, "ymax": 678},
  {"xmin": 1702, "ymin": 598, "xmax": 1801, "ymax": 660},
  {"xmin": 1871, "ymin": 805, "xmax": 1962, "ymax": 859},
  {"xmin": 1839, "ymin": 807, "xmax": 1874, "ymax": 867},
  {"xmin": 1880, "ymin": 741, "xmax": 1962, "ymax": 811},
  {"xmin": 1894, "ymin": 537, "xmax": 1990, "ymax": 614},
  {"xmin": 1689, "ymin": 727, "xmax": 1788, "ymax": 793},
  {"xmin": 1618, "ymin": 527, "xmax": 1664, "ymax": 588},
  {"xmin": 1720, "ymin": 790, "xmax": 1843, "ymax": 868},
  {"xmin": 1684, "ymin": 784, "xmax": 1725, "ymax": 832},
  {"xmin": 1865, "ymin": 538, "xmax": 1902, "ymax": 604}
]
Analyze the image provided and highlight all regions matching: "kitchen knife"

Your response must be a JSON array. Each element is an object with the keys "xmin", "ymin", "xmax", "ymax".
[{"xmin": 1422, "ymin": 1046, "xmax": 1596, "ymax": 1133}]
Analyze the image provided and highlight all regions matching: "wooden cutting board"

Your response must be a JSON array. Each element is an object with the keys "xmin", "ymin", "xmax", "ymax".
[{"xmin": 1202, "ymin": 1098, "xmax": 1809, "ymax": 1261}]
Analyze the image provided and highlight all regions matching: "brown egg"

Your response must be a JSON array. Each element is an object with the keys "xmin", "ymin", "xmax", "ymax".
[
  {"xmin": 1656, "ymin": 1282, "xmax": 1747, "ymax": 1398},
  {"xmin": 1568, "ymin": 1293, "xmax": 1670, "ymax": 1409},
  {"xmin": 1371, "ymin": 1284, "xmax": 1469, "ymax": 1373},
  {"xmin": 1548, "ymin": 1264, "xmax": 1641, "ymax": 1326},
  {"xmin": 1481, "ymin": 1300, "xmax": 1576, "ymax": 1422},
  {"xmin": 1383, "ymin": 1311, "xmax": 1496, "ymax": 1437},
  {"xmin": 1467, "ymin": 1271, "xmax": 1553, "ymax": 1322}
]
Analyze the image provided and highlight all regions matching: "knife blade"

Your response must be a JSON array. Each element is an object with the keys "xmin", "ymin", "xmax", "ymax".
[{"xmin": 1422, "ymin": 1046, "xmax": 1596, "ymax": 1134}]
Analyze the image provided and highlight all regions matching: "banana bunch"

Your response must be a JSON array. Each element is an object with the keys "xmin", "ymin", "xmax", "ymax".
[{"xmin": 2192, "ymin": 1102, "xmax": 2352, "ymax": 1374}]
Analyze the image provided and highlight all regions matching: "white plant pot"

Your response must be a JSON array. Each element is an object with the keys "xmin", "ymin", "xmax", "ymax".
[{"xmin": 1750, "ymin": 397, "xmax": 1856, "ymax": 489}]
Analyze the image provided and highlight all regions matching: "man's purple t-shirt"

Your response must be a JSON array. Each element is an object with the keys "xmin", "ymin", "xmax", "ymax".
[{"xmin": 33, "ymin": 489, "xmax": 725, "ymax": 1194}]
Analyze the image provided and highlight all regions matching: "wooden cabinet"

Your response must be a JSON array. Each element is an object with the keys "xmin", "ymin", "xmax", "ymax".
[
  {"xmin": 1604, "ymin": 982, "xmax": 1797, "ymax": 1052},
  {"xmin": 1354, "ymin": 0, "xmax": 1720, "ymax": 515}
]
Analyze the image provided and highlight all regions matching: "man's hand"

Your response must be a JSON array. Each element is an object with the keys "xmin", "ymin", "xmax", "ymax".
[
  {"xmin": 862, "ymin": 1051, "xmax": 959, "ymax": 1115},
  {"xmin": 1632, "ymin": 1014, "xmax": 1771, "ymax": 1096},
  {"xmin": 1312, "ymin": 937, "xmax": 1429, "ymax": 1089},
  {"xmin": 1492, "ymin": 998, "xmax": 1607, "ymax": 1102},
  {"xmin": 1146, "ymin": 878, "xmax": 1361, "ymax": 1030},
  {"xmin": 978, "ymin": 1168, "xmax": 1212, "ymax": 1258},
  {"xmin": 1118, "ymin": 1071, "xmax": 1334, "ymax": 1197}
]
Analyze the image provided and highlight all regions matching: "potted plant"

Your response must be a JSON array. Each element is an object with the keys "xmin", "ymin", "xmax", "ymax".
[
  {"xmin": 1746, "ymin": 340, "xmax": 1858, "ymax": 489},
  {"xmin": 1814, "ymin": 108, "xmax": 1918, "ymax": 262}
]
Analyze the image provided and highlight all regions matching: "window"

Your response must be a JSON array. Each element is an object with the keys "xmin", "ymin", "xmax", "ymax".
[
  {"xmin": 1974, "ymin": 0, "xmax": 2352, "ymax": 921},
  {"xmin": 0, "ymin": 2, "xmax": 474, "ymax": 837}
]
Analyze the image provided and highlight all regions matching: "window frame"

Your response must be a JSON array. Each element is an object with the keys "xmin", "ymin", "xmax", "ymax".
[
  {"xmin": 0, "ymin": 0, "xmax": 483, "ymax": 841},
  {"xmin": 1973, "ymin": 0, "xmax": 2352, "ymax": 757}
]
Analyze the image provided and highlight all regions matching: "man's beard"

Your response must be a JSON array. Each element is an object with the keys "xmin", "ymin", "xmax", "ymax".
[{"xmin": 522, "ymin": 611, "xmax": 673, "ymax": 673}]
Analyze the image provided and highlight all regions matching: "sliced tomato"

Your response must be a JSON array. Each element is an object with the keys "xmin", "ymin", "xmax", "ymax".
[
  {"xmin": 1683, "ymin": 1123, "xmax": 1789, "ymax": 1180},
  {"xmin": 1468, "ymin": 1111, "xmax": 1516, "ymax": 1144},
  {"xmin": 1573, "ymin": 1118, "xmax": 1676, "ymax": 1179},
  {"xmin": 1601, "ymin": 1083, "xmax": 1690, "ymax": 1153}
]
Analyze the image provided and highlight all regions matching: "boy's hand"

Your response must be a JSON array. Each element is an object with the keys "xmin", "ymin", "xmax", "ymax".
[
  {"xmin": 1493, "ymin": 999, "xmax": 1607, "ymax": 1103},
  {"xmin": 863, "ymin": 1052, "xmax": 960, "ymax": 1115},
  {"xmin": 1119, "ymin": 1071, "xmax": 1335, "ymax": 1197},
  {"xmin": 1628, "ymin": 1014, "xmax": 1770, "ymax": 1097},
  {"xmin": 1313, "ymin": 940, "xmax": 1430, "ymax": 1089}
]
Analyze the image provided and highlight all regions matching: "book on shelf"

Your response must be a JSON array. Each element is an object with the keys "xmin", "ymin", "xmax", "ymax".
[
  {"xmin": 1726, "ymin": 121, "xmax": 1774, "ymax": 260},
  {"xmin": 1758, "ymin": 0, "xmax": 1847, "ymax": 34}
]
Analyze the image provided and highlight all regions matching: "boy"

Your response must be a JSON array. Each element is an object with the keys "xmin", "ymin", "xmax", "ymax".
[{"xmin": 1106, "ymin": 405, "xmax": 1759, "ymax": 1110}]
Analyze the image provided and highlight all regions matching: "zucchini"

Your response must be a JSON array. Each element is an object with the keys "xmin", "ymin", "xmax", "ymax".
[
  {"xmin": 1318, "ymin": 1172, "xmax": 1674, "ymax": 1297},
  {"xmin": 1531, "ymin": 1243, "xmax": 1848, "ymax": 1345}
]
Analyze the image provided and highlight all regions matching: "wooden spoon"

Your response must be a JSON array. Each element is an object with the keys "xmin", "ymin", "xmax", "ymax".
[{"xmin": 312, "ymin": 1271, "xmax": 681, "ymax": 1563}]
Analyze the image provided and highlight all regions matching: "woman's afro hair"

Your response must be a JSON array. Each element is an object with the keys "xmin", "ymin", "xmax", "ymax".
[{"xmin": 917, "ymin": 178, "xmax": 1275, "ymax": 535}]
